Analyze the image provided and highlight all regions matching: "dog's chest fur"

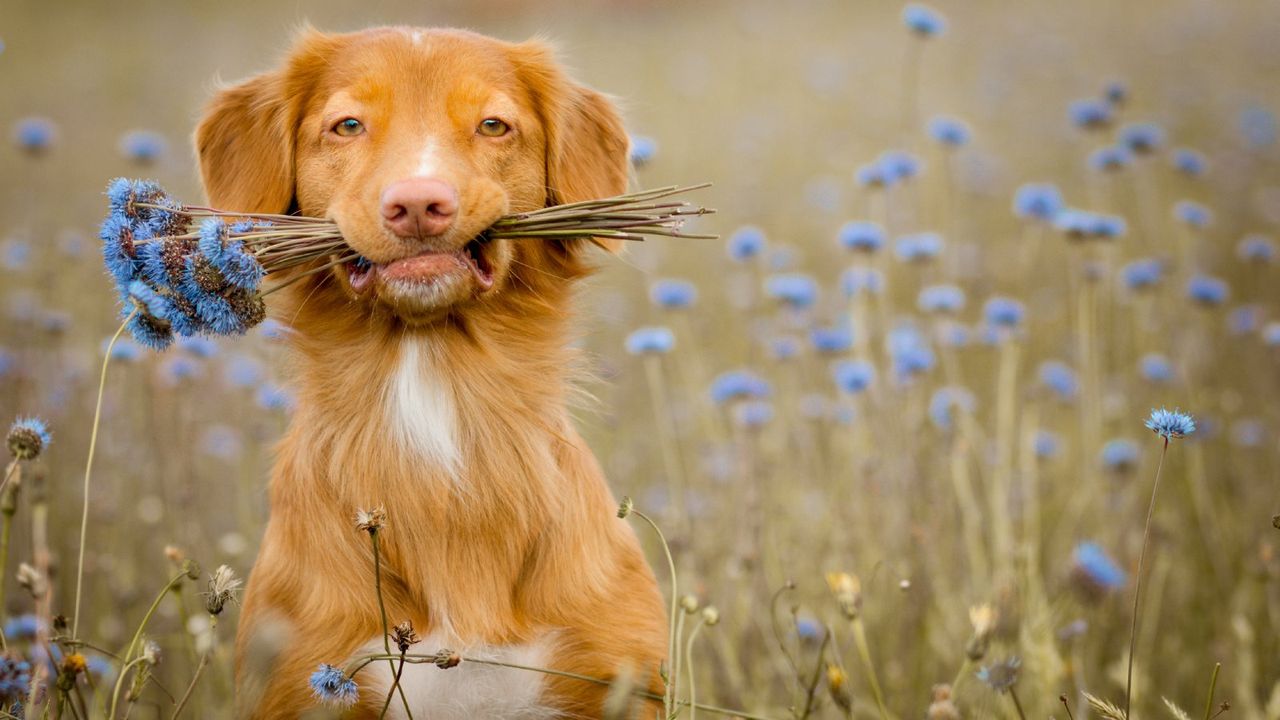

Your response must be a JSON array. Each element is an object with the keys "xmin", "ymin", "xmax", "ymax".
[{"xmin": 385, "ymin": 336, "xmax": 461, "ymax": 477}]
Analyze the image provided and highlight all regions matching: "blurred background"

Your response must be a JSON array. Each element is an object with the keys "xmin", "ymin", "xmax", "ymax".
[{"xmin": 1, "ymin": 0, "xmax": 1279, "ymax": 717}]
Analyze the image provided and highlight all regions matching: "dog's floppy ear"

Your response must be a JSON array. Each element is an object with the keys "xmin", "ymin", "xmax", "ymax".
[{"xmin": 511, "ymin": 40, "xmax": 630, "ymax": 253}]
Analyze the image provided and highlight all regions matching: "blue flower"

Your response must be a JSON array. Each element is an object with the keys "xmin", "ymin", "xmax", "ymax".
[
  {"xmin": 1173, "ymin": 200, "xmax": 1212, "ymax": 229},
  {"xmin": 732, "ymin": 400, "xmax": 774, "ymax": 428},
  {"xmin": 938, "ymin": 321, "xmax": 969, "ymax": 348},
  {"xmin": 878, "ymin": 150, "xmax": 922, "ymax": 183},
  {"xmin": 709, "ymin": 370, "xmax": 771, "ymax": 405},
  {"xmin": 1073, "ymin": 542, "xmax": 1127, "ymax": 589},
  {"xmin": 1101, "ymin": 439, "xmax": 1140, "ymax": 470},
  {"xmin": 7, "ymin": 418, "xmax": 51, "ymax": 459},
  {"xmin": 1034, "ymin": 430, "xmax": 1060, "ymax": 459},
  {"xmin": 1145, "ymin": 407, "xmax": 1195, "ymax": 439},
  {"xmin": 105, "ymin": 178, "xmax": 183, "ymax": 237},
  {"xmin": 917, "ymin": 284, "xmax": 965, "ymax": 314},
  {"xmin": 726, "ymin": 226, "xmax": 766, "ymax": 262},
  {"xmin": 768, "ymin": 336, "xmax": 802, "ymax": 361},
  {"xmin": 125, "ymin": 280, "xmax": 170, "ymax": 320},
  {"xmin": 832, "ymin": 360, "xmax": 875, "ymax": 394},
  {"xmin": 1237, "ymin": 234, "xmax": 1275, "ymax": 263},
  {"xmin": 983, "ymin": 297, "xmax": 1025, "ymax": 329},
  {"xmin": 795, "ymin": 618, "xmax": 823, "ymax": 641},
  {"xmin": 1229, "ymin": 305, "xmax": 1261, "ymax": 335},
  {"xmin": 100, "ymin": 214, "xmax": 145, "ymax": 288},
  {"xmin": 119, "ymin": 130, "xmax": 167, "ymax": 164},
  {"xmin": 12, "ymin": 117, "xmax": 55, "ymax": 153},
  {"xmin": 0, "ymin": 240, "xmax": 30, "ymax": 271},
  {"xmin": 159, "ymin": 356, "xmax": 201, "ymax": 385},
  {"xmin": 810, "ymin": 325, "xmax": 853, "ymax": 354},
  {"xmin": 854, "ymin": 162, "xmax": 889, "ymax": 188},
  {"xmin": 902, "ymin": 3, "xmax": 946, "ymax": 36},
  {"xmin": 929, "ymin": 386, "xmax": 974, "ymax": 431},
  {"xmin": 1171, "ymin": 148, "xmax": 1208, "ymax": 176},
  {"xmin": 1012, "ymin": 183, "xmax": 1063, "ymax": 222},
  {"xmin": 1231, "ymin": 419, "xmax": 1265, "ymax": 448},
  {"xmin": 625, "ymin": 327, "xmax": 675, "ymax": 355},
  {"xmin": 224, "ymin": 354, "xmax": 264, "ymax": 387},
  {"xmin": 256, "ymin": 383, "xmax": 295, "ymax": 412},
  {"xmin": 1239, "ymin": 106, "xmax": 1276, "ymax": 148},
  {"xmin": 1118, "ymin": 122, "xmax": 1165, "ymax": 154},
  {"xmin": 889, "ymin": 325, "xmax": 935, "ymax": 381},
  {"xmin": 840, "ymin": 267, "xmax": 884, "ymax": 298},
  {"xmin": 198, "ymin": 218, "xmax": 266, "ymax": 291},
  {"xmin": 0, "ymin": 655, "xmax": 31, "ymax": 702},
  {"xmin": 104, "ymin": 338, "xmax": 142, "ymax": 362},
  {"xmin": 2, "ymin": 615, "xmax": 39, "ymax": 642},
  {"xmin": 1187, "ymin": 274, "xmax": 1229, "ymax": 306},
  {"xmin": 628, "ymin": 135, "xmax": 657, "ymax": 167},
  {"xmin": 1264, "ymin": 322, "xmax": 1280, "ymax": 347},
  {"xmin": 1068, "ymin": 99, "xmax": 1112, "ymax": 130},
  {"xmin": 975, "ymin": 657, "xmax": 1022, "ymax": 693},
  {"xmin": 1122, "ymin": 258, "xmax": 1163, "ymax": 290},
  {"xmin": 1088, "ymin": 145, "xmax": 1132, "ymax": 172},
  {"xmin": 649, "ymin": 279, "xmax": 697, "ymax": 309},
  {"xmin": 927, "ymin": 116, "xmax": 970, "ymax": 147},
  {"xmin": 836, "ymin": 221, "xmax": 885, "ymax": 253},
  {"xmin": 895, "ymin": 232, "xmax": 944, "ymax": 263},
  {"xmin": 309, "ymin": 664, "xmax": 359, "ymax": 707},
  {"xmin": 1139, "ymin": 353, "xmax": 1174, "ymax": 383},
  {"xmin": 1038, "ymin": 361, "xmax": 1078, "ymax": 401},
  {"xmin": 764, "ymin": 273, "xmax": 818, "ymax": 309}
]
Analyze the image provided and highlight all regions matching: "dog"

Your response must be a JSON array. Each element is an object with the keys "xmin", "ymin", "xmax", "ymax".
[{"xmin": 195, "ymin": 26, "xmax": 668, "ymax": 718}]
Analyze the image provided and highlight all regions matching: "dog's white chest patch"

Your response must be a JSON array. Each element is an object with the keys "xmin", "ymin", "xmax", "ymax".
[
  {"xmin": 386, "ymin": 338, "xmax": 460, "ymax": 476},
  {"xmin": 359, "ymin": 632, "xmax": 557, "ymax": 719}
]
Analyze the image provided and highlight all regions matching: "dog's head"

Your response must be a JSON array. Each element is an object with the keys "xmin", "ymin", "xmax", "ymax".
[{"xmin": 196, "ymin": 27, "xmax": 627, "ymax": 326}]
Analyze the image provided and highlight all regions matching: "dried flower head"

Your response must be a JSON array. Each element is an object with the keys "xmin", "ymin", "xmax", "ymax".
[
  {"xmin": 976, "ymin": 656, "xmax": 1022, "ymax": 693},
  {"xmin": 310, "ymin": 663, "xmax": 359, "ymax": 707},
  {"xmin": 966, "ymin": 603, "xmax": 999, "ymax": 660},
  {"xmin": 825, "ymin": 572, "xmax": 862, "ymax": 619},
  {"xmin": 433, "ymin": 649, "xmax": 462, "ymax": 669},
  {"xmin": 354, "ymin": 506, "xmax": 387, "ymax": 534},
  {"xmin": 16, "ymin": 562, "xmax": 45, "ymax": 598},
  {"xmin": 616, "ymin": 496, "xmax": 634, "ymax": 519},
  {"xmin": 391, "ymin": 620, "xmax": 420, "ymax": 653},
  {"xmin": 204, "ymin": 564, "xmax": 243, "ymax": 616},
  {"xmin": 928, "ymin": 684, "xmax": 962, "ymax": 720},
  {"xmin": 7, "ymin": 417, "xmax": 51, "ymax": 460},
  {"xmin": 700, "ymin": 606, "xmax": 720, "ymax": 626},
  {"xmin": 141, "ymin": 640, "xmax": 162, "ymax": 666},
  {"xmin": 826, "ymin": 663, "xmax": 852, "ymax": 711}
]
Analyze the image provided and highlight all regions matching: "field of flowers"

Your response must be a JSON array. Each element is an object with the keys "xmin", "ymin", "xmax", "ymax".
[{"xmin": 1, "ymin": 0, "xmax": 1278, "ymax": 717}]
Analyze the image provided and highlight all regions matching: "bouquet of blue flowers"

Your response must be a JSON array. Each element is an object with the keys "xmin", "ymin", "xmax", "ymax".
[{"xmin": 99, "ymin": 179, "xmax": 713, "ymax": 350}]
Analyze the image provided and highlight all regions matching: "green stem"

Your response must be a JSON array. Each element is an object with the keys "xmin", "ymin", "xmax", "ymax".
[
  {"xmin": 107, "ymin": 656, "xmax": 149, "ymax": 720},
  {"xmin": 1203, "ymin": 662, "xmax": 1221, "ymax": 720},
  {"xmin": 850, "ymin": 618, "xmax": 890, "ymax": 720},
  {"xmin": 630, "ymin": 508, "xmax": 680, "ymax": 717},
  {"xmin": 1126, "ymin": 437, "xmax": 1169, "ymax": 719},
  {"xmin": 684, "ymin": 618, "xmax": 708, "ymax": 720},
  {"xmin": 1009, "ymin": 688, "xmax": 1028, "ymax": 720},
  {"xmin": 121, "ymin": 569, "xmax": 189, "ymax": 665},
  {"xmin": 377, "ymin": 651, "xmax": 409, "ymax": 720}
]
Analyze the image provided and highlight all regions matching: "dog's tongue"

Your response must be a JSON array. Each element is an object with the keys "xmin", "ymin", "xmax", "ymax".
[{"xmin": 379, "ymin": 251, "xmax": 466, "ymax": 282}]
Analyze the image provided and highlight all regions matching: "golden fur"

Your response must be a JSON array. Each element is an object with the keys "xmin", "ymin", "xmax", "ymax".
[{"xmin": 196, "ymin": 26, "xmax": 666, "ymax": 718}]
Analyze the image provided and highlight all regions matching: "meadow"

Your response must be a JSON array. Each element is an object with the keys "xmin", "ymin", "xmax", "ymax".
[{"xmin": 1, "ymin": 0, "xmax": 1278, "ymax": 717}]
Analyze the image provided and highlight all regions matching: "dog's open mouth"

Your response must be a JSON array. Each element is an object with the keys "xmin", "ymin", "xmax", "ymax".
[{"xmin": 345, "ymin": 237, "xmax": 495, "ymax": 293}]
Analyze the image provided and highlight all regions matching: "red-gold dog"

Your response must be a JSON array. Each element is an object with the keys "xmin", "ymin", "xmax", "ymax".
[{"xmin": 196, "ymin": 26, "xmax": 666, "ymax": 718}]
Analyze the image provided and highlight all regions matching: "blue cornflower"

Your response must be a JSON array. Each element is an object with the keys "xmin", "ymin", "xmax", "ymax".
[
  {"xmin": 310, "ymin": 664, "xmax": 359, "ymax": 707},
  {"xmin": 768, "ymin": 336, "xmax": 802, "ymax": 361},
  {"xmin": 726, "ymin": 226, "xmax": 766, "ymax": 262},
  {"xmin": 1264, "ymin": 322, "xmax": 1280, "ymax": 347},
  {"xmin": 628, "ymin": 135, "xmax": 657, "ymax": 167},
  {"xmin": 104, "ymin": 338, "xmax": 142, "ymax": 362},
  {"xmin": 927, "ymin": 116, "xmax": 970, "ymax": 147},
  {"xmin": 85, "ymin": 655, "xmax": 113, "ymax": 680},
  {"xmin": 810, "ymin": 325, "xmax": 854, "ymax": 354},
  {"xmin": 902, "ymin": 3, "xmax": 946, "ymax": 36},
  {"xmin": 1229, "ymin": 305, "xmax": 1261, "ymax": 335},
  {"xmin": 975, "ymin": 657, "xmax": 1022, "ymax": 693},
  {"xmin": 836, "ymin": 221, "xmax": 885, "ymax": 253},
  {"xmin": 889, "ymin": 325, "xmax": 935, "ymax": 381},
  {"xmin": 1145, "ymin": 407, "xmax": 1195, "ymax": 440},
  {"xmin": 125, "ymin": 280, "xmax": 170, "ymax": 320},
  {"xmin": 1139, "ymin": 353, "xmax": 1174, "ymax": 383},
  {"xmin": 1239, "ymin": 106, "xmax": 1276, "ymax": 148},
  {"xmin": 1088, "ymin": 145, "xmax": 1132, "ymax": 172},
  {"xmin": 1073, "ymin": 542, "xmax": 1127, "ymax": 590},
  {"xmin": 1186, "ymin": 274, "xmax": 1229, "ymax": 306},
  {"xmin": 928, "ymin": 386, "xmax": 974, "ymax": 431},
  {"xmin": 1101, "ymin": 439, "xmax": 1140, "ymax": 470},
  {"xmin": 1068, "ymin": 99, "xmax": 1112, "ymax": 130},
  {"xmin": 224, "ymin": 355, "xmax": 264, "ymax": 388},
  {"xmin": 1171, "ymin": 148, "xmax": 1208, "ymax": 177},
  {"xmin": 649, "ymin": 279, "xmax": 697, "ymax": 309},
  {"xmin": 1, "ymin": 240, "xmax": 30, "ymax": 271},
  {"xmin": 1092, "ymin": 214, "xmax": 1127, "ymax": 238},
  {"xmin": 854, "ymin": 162, "xmax": 889, "ymax": 188},
  {"xmin": 100, "ymin": 213, "xmax": 145, "ymax": 287},
  {"xmin": 159, "ymin": 356, "xmax": 201, "ymax": 386},
  {"xmin": 709, "ymin": 370, "xmax": 771, "ymax": 405},
  {"xmin": 983, "ymin": 297, "xmax": 1025, "ymax": 329},
  {"xmin": 795, "ymin": 618, "xmax": 823, "ymax": 641},
  {"xmin": 1038, "ymin": 361, "xmax": 1078, "ymax": 401},
  {"xmin": 1173, "ymin": 200, "xmax": 1212, "ymax": 229},
  {"xmin": 895, "ymin": 232, "xmax": 944, "ymax": 263},
  {"xmin": 1122, "ymin": 258, "xmax": 1163, "ymax": 290},
  {"xmin": 917, "ymin": 284, "xmax": 965, "ymax": 314},
  {"xmin": 8, "ymin": 418, "xmax": 51, "ymax": 460},
  {"xmin": 177, "ymin": 256, "xmax": 251, "ymax": 336},
  {"xmin": 198, "ymin": 218, "xmax": 266, "ymax": 291},
  {"xmin": 625, "ymin": 327, "xmax": 675, "ymax": 355},
  {"xmin": 2, "ymin": 615, "xmax": 40, "ymax": 642},
  {"xmin": 732, "ymin": 400, "xmax": 774, "ymax": 429},
  {"xmin": 1118, "ymin": 122, "xmax": 1165, "ymax": 154},
  {"xmin": 0, "ymin": 349, "xmax": 13, "ymax": 378},
  {"xmin": 1034, "ymin": 430, "xmax": 1060, "ymax": 459},
  {"xmin": 832, "ymin": 360, "xmax": 875, "ymax": 394},
  {"xmin": 0, "ymin": 655, "xmax": 31, "ymax": 702},
  {"xmin": 840, "ymin": 267, "xmax": 884, "ymax": 298},
  {"xmin": 105, "ymin": 177, "xmax": 183, "ymax": 237},
  {"xmin": 1237, "ymin": 234, "xmax": 1276, "ymax": 263},
  {"xmin": 12, "ymin": 117, "xmax": 55, "ymax": 153},
  {"xmin": 256, "ymin": 383, "xmax": 295, "ymax": 412},
  {"xmin": 878, "ymin": 150, "xmax": 922, "ymax": 183},
  {"xmin": 119, "ymin": 130, "xmax": 167, "ymax": 164},
  {"xmin": 1012, "ymin": 183, "xmax": 1064, "ymax": 221},
  {"xmin": 764, "ymin": 273, "xmax": 818, "ymax": 309},
  {"xmin": 177, "ymin": 335, "xmax": 218, "ymax": 358}
]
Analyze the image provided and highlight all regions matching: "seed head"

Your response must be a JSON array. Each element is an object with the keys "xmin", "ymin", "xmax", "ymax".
[
  {"xmin": 825, "ymin": 572, "xmax": 862, "ymax": 619},
  {"xmin": 354, "ymin": 506, "xmax": 387, "ymax": 534},
  {"xmin": 616, "ymin": 496, "xmax": 633, "ymax": 519},
  {"xmin": 433, "ymin": 649, "xmax": 461, "ymax": 669},
  {"xmin": 700, "ymin": 606, "xmax": 720, "ymax": 626},
  {"xmin": 391, "ymin": 620, "xmax": 420, "ymax": 653},
  {"xmin": 141, "ymin": 640, "xmax": 162, "ymax": 666},
  {"xmin": 16, "ymin": 563, "xmax": 45, "ymax": 598},
  {"xmin": 7, "ymin": 417, "xmax": 51, "ymax": 460},
  {"xmin": 204, "ymin": 564, "xmax": 243, "ymax": 616}
]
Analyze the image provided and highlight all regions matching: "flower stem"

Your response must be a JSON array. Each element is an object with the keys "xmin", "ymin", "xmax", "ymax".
[
  {"xmin": 684, "ymin": 617, "xmax": 709, "ymax": 720},
  {"xmin": 629, "ymin": 508, "xmax": 679, "ymax": 717},
  {"xmin": 369, "ymin": 531, "xmax": 413, "ymax": 720},
  {"xmin": 170, "ymin": 615, "xmax": 216, "ymax": 719},
  {"xmin": 1009, "ymin": 687, "xmax": 1028, "ymax": 720},
  {"xmin": 1203, "ymin": 662, "xmax": 1221, "ymax": 720},
  {"xmin": 849, "ymin": 617, "xmax": 890, "ymax": 720},
  {"xmin": 1125, "ymin": 436, "xmax": 1169, "ymax": 719}
]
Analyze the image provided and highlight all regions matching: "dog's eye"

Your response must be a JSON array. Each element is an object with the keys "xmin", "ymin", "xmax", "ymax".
[
  {"xmin": 477, "ymin": 118, "xmax": 509, "ymax": 137},
  {"xmin": 333, "ymin": 118, "xmax": 365, "ymax": 137}
]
